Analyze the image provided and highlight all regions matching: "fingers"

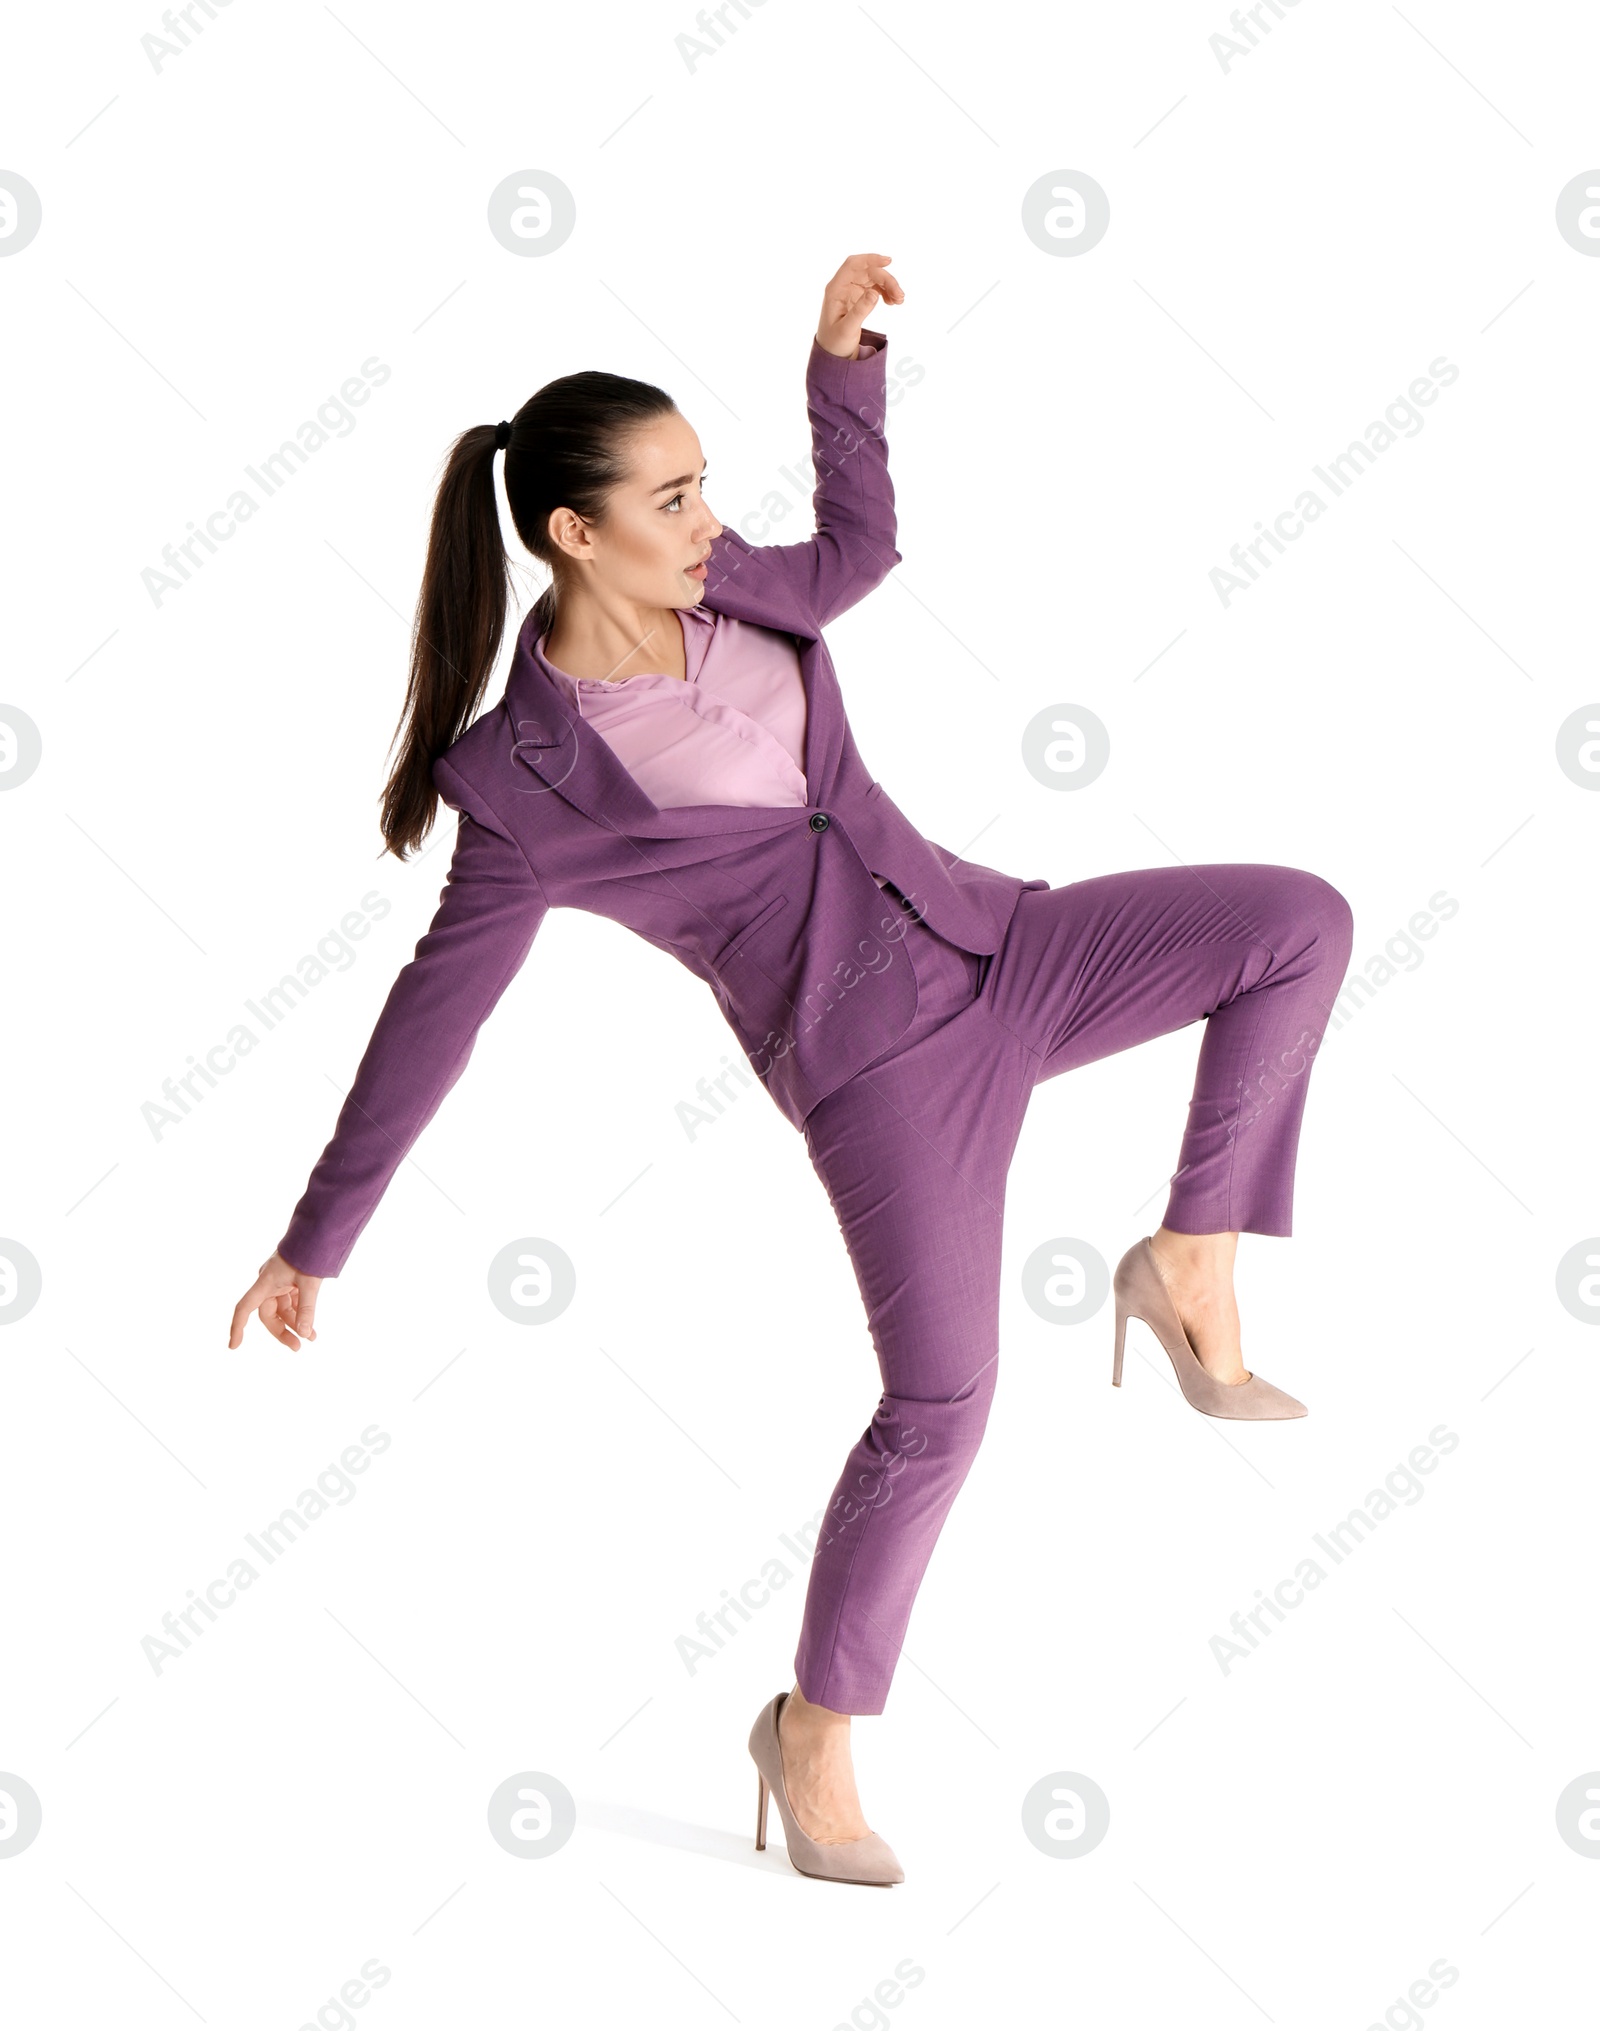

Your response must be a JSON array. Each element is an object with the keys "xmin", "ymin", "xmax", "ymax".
[
  {"xmin": 284, "ymin": 1261, "xmax": 320, "ymax": 1342},
  {"xmin": 836, "ymin": 253, "xmax": 904, "ymax": 304},
  {"xmin": 273, "ymin": 1279, "xmax": 318, "ymax": 1349},
  {"xmin": 227, "ymin": 1294, "xmax": 251, "ymax": 1350},
  {"xmin": 863, "ymin": 263, "xmax": 903, "ymax": 305},
  {"xmin": 228, "ymin": 1272, "xmax": 277, "ymax": 1350},
  {"xmin": 819, "ymin": 258, "xmax": 903, "ymax": 340},
  {"xmin": 227, "ymin": 1258, "xmax": 321, "ymax": 1350},
  {"xmin": 261, "ymin": 1291, "xmax": 305, "ymax": 1351}
]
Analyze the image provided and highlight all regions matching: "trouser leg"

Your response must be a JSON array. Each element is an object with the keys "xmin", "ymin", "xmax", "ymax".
[
  {"xmin": 793, "ymin": 928, "xmax": 1032, "ymax": 1715},
  {"xmin": 989, "ymin": 863, "xmax": 1354, "ymax": 1237}
]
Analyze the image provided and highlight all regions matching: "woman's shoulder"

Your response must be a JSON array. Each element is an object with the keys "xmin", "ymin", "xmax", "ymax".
[{"xmin": 430, "ymin": 697, "xmax": 513, "ymax": 797}]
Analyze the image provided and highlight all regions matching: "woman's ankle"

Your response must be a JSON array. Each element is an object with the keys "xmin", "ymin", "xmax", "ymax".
[
  {"xmin": 1151, "ymin": 1225, "xmax": 1239, "ymax": 1289},
  {"xmin": 786, "ymin": 1683, "xmax": 852, "ymax": 1734}
]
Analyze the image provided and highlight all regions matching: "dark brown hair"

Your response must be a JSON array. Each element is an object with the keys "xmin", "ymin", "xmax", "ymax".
[{"xmin": 379, "ymin": 367, "xmax": 677, "ymax": 859}]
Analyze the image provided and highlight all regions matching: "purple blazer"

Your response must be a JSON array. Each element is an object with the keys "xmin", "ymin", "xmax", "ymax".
[{"xmin": 278, "ymin": 328, "xmax": 1046, "ymax": 1277}]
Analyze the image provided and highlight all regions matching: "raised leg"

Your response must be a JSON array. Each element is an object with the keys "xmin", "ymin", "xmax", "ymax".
[
  {"xmin": 999, "ymin": 863, "xmax": 1355, "ymax": 1238},
  {"xmin": 994, "ymin": 862, "xmax": 1353, "ymax": 1382}
]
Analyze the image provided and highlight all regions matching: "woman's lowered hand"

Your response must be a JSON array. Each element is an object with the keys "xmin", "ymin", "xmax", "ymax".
[{"xmin": 229, "ymin": 1252, "xmax": 322, "ymax": 1350}]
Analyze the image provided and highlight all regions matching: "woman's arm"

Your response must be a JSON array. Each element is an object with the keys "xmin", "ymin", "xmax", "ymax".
[
  {"xmin": 268, "ymin": 756, "xmax": 549, "ymax": 1282},
  {"xmin": 706, "ymin": 253, "xmax": 906, "ymax": 633}
]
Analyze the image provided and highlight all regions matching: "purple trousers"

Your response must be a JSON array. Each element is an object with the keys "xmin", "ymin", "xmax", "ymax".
[{"xmin": 793, "ymin": 862, "xmax": 1355, "ymax": 1713}]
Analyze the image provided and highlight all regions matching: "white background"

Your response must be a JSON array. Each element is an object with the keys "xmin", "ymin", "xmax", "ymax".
[{"xmin": 3, "ymin": 0, "xmax": 1597, "ymax": 2024}]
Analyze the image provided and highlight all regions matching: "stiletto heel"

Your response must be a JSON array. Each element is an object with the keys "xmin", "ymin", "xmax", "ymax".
[
  {"xmin": 755, "ymin": 1770, "xmax": 769, "ymax": 1851},
  {"xmin": 746, "ymin": 1691, "xmax": 904, "ymax": 1886},
  {"xmin": 1110, "ymin": 1235, "xmax": 1308, "ymax": 1420}
]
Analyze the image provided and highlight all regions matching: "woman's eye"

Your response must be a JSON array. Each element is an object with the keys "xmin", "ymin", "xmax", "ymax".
[{"xmin": 665, "ymin": 476, "xmax": 707, "ymax": 511}]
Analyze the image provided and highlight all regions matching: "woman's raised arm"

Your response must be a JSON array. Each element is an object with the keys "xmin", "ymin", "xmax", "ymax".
[{"xmin": 706, "ymin": 253, "xmax": 906, "ymax": 633}]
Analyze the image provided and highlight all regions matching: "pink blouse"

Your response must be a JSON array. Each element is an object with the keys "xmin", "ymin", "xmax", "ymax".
[{"xmin": 536, "ymin": 603, "xmax": 894, "ymax": 888}]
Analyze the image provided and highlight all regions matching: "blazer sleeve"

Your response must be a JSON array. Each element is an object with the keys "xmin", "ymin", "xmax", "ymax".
[
  {"xmin": 704, "ymin": 327, "xmax": 902, "ymax": 632},
  {"xmin": 275, "ymin": 756, "xmax": 549, "ymax": 1279}
]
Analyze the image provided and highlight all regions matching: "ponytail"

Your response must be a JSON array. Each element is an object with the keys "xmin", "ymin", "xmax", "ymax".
[{"xmin": 379, "ymin": 366, "xmax": 678, "ymax": 860}]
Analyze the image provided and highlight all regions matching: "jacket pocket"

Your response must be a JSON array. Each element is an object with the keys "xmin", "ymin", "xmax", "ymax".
[{"xmin": 708, "ymin": 891, "xmax": 789, "ymax": 976}]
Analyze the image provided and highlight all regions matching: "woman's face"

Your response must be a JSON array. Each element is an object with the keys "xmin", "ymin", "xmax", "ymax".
[{"xmin": 547, "ymin": 407, "xmax": 723, "ymax": 610}]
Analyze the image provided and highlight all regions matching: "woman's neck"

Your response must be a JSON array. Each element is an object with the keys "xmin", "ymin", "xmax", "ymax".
[{"xmin": 542, "ymin": 600, "xmax": 687, "ymax": 683}]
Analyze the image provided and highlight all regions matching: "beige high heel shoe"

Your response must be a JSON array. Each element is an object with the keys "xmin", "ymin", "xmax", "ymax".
[
  {"xmin": 748, "ymin": 1691, "xmax": 904, "ymax": 1886},
  {"xmin": 1111, "ymin": 1236, "xmax": 1308, "ymax": 1419}
]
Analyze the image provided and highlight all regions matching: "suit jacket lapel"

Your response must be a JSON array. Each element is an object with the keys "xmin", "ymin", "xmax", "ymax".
[{"xmin": 501, "ymin": 566, "xmax": 838, "ymax": 841}]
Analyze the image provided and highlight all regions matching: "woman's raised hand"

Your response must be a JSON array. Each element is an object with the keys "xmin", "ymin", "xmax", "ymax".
[
  {"xmin": 228, "ymin": 1252, "xmax": 322, "ymax": 1351},
  {"xmin": 816, "ymin": 253, "xmax": 904, "ymax": 359}
]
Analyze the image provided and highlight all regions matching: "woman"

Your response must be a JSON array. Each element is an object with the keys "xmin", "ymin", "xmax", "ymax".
[{"xmin": 229, "ymin": 253, "xmax": 1353, "ymax": 1888}]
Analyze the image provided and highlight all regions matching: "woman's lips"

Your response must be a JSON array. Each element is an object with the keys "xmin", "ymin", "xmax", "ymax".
[{"xmin": 686, "ymin": 559, "xmax": 708, "ymax": 579}]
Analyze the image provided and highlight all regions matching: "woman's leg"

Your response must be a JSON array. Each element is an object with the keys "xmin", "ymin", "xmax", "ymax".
[
  {"xmin": 782, "ymin": 922, "xmax": 1035, "ymax": 1837},
  {"xmin": 796, "ymin": 993, "xmax": 1035, "ymax": 1720},
  {"xmin": 991, "ymin": 860, "xmax": 1354, "ymax": 1372}
]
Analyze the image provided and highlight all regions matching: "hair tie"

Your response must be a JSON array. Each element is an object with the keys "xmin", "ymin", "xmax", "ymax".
[{"xmin": 494, "ymin": 419, "xmax": 512, "ymax": 451}]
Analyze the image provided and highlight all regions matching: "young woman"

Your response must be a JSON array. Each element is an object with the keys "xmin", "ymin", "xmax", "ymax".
[{"xmin": 229, "ymin": 253, "xmax": 1353, "ymax": 1888}]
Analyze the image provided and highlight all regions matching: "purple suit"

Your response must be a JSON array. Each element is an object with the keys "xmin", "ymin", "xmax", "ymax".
[
  {"xmin": 279, "ymin": 328, "xmax": 1044, "ymax": 1279},
  {"xmin": 278, "ymin": 325, "xmax": 1353, "ymax": 1716}
]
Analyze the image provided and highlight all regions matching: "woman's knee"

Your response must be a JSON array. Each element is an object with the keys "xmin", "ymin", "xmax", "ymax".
[
  {"xmin": 875, "ymin": 1358, "xmax": 998, "ymax": 1472},
  {"xmin": 1279, "ymin": 868, "xmax": 1354, "ymax": 969}
]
